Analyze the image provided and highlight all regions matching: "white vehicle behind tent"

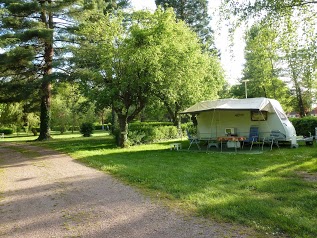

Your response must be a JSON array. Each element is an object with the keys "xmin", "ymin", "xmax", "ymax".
[{"xmin": 181, "ymin": 98, "xmax": 297, "ymax": 146}]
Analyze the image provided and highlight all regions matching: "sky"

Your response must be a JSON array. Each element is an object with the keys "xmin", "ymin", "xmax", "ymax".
[{"xmin": 129, "ymin": 0, "xmax": 245, "ymax": 85}]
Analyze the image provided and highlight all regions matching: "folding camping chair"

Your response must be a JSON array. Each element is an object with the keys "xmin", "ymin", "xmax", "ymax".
[
  {"xmin": 186, "ymin": 130, "xmax": 201, "ymax": 150},
  {"xmin": 264, "ymin": 130, "xmax": 286, "ymax": 150},
  {"xmin": 242, "ymin": 126, "xmax": 262, "ymax": 150}
]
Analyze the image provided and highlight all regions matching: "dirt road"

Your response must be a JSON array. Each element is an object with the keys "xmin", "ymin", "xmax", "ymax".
[{"xmin": 0, "ymin": 143, "xmax": 259, "ymax": 238}]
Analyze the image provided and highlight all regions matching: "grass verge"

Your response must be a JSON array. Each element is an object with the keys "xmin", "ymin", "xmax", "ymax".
[{"xmin": 4, "ymin": 133, "xmax": 317, "ymax": 237}]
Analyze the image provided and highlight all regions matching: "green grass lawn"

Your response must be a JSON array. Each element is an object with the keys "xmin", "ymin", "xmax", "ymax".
[{"xmin": 2, "ymin": 132, "xmax": 317, "ymax": 237}]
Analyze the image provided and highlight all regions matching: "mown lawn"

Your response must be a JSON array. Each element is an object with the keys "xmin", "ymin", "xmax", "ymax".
[{"xmin": 3, "ymin": 132, "xmax": 317, "ymax": 237}]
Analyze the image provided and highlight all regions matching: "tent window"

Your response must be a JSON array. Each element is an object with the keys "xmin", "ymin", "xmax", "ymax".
[
  {"xmin": 251, "ymin": 111, "xmax": 267, "ymax": 121},
  {"xmin": 276, "ymin": 109, "xmax": 287, "ymax": 120}
]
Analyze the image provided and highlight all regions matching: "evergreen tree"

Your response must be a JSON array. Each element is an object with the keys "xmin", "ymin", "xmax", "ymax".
[
  {"xmin": 0, "ymin": 0, "xmax": 81, "ymax": 140},
  {"xmin": 0, "ymin": 0, "xmax": 129, "ymax": 140},
  {"xmin": 155, "ymin": 0, "xmax": 216, "ymax": 52},
  {"xmin": 84, "ymin": 0, "xmax": 130, "ymax": 14}
]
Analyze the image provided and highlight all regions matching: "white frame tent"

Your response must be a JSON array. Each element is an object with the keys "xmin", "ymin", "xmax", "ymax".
[{"xmin": 181, "ymin": 98, "xmax": 297, "ymax": 146}]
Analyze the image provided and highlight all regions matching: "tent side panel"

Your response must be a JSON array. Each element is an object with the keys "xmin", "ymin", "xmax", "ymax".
[{"xmin": 197, "ymin": 110, "xmax": 261, "ymax": 138}]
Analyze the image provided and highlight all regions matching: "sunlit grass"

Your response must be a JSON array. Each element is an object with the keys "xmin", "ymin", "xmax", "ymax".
[{"xmin": 3, "ymin": 133, "xmax": 317, "ymax": 237}]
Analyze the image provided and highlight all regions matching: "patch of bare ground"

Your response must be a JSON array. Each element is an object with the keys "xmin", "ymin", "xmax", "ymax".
[{"xmin": 296, "ymin": 171, "xmax": 317, "ymax": 182}]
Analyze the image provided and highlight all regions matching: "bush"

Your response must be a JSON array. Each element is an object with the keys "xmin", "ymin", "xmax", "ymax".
[
  {"xmin": 0, "ymin": 128, "xmax": 13, "ymax": 135},
  {"xmin": 80, "ymin": 122, "xmax": 94, "ymax": 137},
  {"xmin": 127, "ymin": 130, "xmax": 146, "ymax": 145},
  {"xmin": 290, "ymin": 117, "xmax": 317, "ymax": 137},
  {"xmin": 128, "ymin": 122, "xmax": 182, "ymax": 144}
]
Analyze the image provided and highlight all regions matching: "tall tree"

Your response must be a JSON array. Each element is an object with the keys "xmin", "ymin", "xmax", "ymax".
[
  {"xmin": 279, "ymin": 18, "xmax": 317, "ymax": 117},
  {"xmin": 0, "ymin": 0, "xmax": 129, "ymax": 140},
  {"xmin": 222, "ymin": 0, "xmax": 317, "ymax": 115},
  {"xmin": 155, "ymin": 0, "xmax": 216, "ymax": 52},
  {"xmin": 0, "ymin": 0, "xmax": 80, "ymax": 140},
  {"xmin": 240, "ymin": 22, "xmax": 292, "ymax": 111}
]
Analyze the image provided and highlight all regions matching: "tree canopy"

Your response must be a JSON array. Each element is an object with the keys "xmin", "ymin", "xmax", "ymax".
[
  {"xmin": 72, "ymin": 8, "xmax": 224, "ymax": 146},
  {"xmin": 222, "ymin": 0, "xmax": 317, "ymax": 115},
  {"xmin": 155, "ymin": 0, "xmax": 216, "ymax": 52}
]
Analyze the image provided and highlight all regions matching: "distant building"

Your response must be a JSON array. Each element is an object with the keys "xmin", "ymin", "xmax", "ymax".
[
  {"xmin": 310, "ymin": 107, "xmax": 317, "ymax": 117},
  {"xmin": 287, "ymin": 107, "xmax": 317, "ymax": 118},
  {"xmin": 287, "ymin": 111, "xmax": 300, "ymax": 118}
]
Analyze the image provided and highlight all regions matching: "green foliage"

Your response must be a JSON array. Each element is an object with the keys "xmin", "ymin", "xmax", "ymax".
[
  {"xmin": 80, "ymin": 122, "xmax": 94, "ymax": 137},
  {"xmin": 128, "ymin": 122, "xmax": 179, "ymax": 144},
  {"xmin": 180, "ymin": 122, "xmax": 196, "ymax": 135},
  {"xmin": 129, "ymin": 122, "xmax": 173, "ymax": 128},
  {"xmin": 0, "ymin": 128, "xmax": 13, "ymax": 135},
  {"xmin": 239, "ymin": 22, "xmax": 293, "ymax": 111},
  {"xmin": 222, "ymin": 0, "xmax": 316, "ymax": 21},
  {"xmin": 0, "ymin": 103, "xmax": 23, "ymax": 128},
  {"xmin": 51, "ymin": 83, "xmax": 98, "ymax": 134},
  {"xmin": 290, "ymin": 117, "xmax": 317, "ymax": 137},
  {"xmin": 0, "ymin": 0, "xmax": 82, "ymax": 140},
  {"xmin": 222, "ymin": 0, "xmax": 317, "ymax": 114},
  {"xmin": 73, "ymin": 8, "xmax": 224, "ymax": 146},
  {"xmin": 155, "ymin": 0, "xmax": 216, "ymax": 52}
]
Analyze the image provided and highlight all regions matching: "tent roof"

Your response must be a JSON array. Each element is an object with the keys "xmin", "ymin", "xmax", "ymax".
[{"xmin": 181, "ymin": 98, "xmax": 277, "ymax": 114}]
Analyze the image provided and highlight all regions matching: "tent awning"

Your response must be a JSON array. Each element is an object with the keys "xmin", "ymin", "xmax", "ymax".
[{"xmin": 180, "ymin": 98, "xmax": 275, "ymax": 114}]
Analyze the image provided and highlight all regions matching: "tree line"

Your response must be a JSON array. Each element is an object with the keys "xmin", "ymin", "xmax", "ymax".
[
  {"xmin": 0, "ymin": 0, "xmax": 223, "ymax": 147},
  {"xmin": 1, "ymin": 0, "xmax": 316, "ymax": 147}
]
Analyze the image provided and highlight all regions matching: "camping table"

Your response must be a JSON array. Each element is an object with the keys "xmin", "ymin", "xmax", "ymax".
[{"xmin": 217, "ymin": 136, "xmax": 246, "ymax": 152}]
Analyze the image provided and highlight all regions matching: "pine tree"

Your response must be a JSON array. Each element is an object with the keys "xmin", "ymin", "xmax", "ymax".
[
  {"xmin": 0, "ymin": 0, "xmax": 82, "ymax": 140},
  {"xmin": 0, "ymin": 0, "xmax": 128, "ymax": 140}
]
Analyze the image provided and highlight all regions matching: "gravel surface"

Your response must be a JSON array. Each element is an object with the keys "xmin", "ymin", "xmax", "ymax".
[{"xmin": 0, "ymin": 143, "xmax": 261, "ymax": 238}]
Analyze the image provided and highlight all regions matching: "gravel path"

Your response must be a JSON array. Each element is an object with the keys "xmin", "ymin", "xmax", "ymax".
[{"xmin": 0, "ymin": 143, "xmax": 260, "ymax": 238}]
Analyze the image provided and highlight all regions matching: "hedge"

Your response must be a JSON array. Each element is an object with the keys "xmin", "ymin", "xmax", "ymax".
[
  {"xmin": 127, "ymin": 122, "xmax": 194, "ymax": 145},
  {"xmin": 0, "ymin": 128, "xmax": 14, "ymax": 135},
  {"xmin": 289, "ymin": 117, "xmax": 317, "ymax": 137}
]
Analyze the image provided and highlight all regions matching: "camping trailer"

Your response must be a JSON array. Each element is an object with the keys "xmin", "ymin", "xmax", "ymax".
[{"xmin": 181, "ymin": 98, "xmax": 297, "ymax": 146}]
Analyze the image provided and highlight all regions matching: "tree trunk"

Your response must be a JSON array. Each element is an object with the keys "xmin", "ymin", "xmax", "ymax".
[
  {"xmin": 111, "ymin": 106, "xmax": 117, "ymax": 134},
  {"xmin": 37, "ymin": 80, "xmax": 52, "ymax": 140},
  {"xmin": 296, "ymin": 86, "xmax": 306, "ymax": 117},
  {"xmin": 117, "ymin": 114, "xmax": 128, "ymax": 148},
  {"xmin": 37, "ymin": 3, "xmax": 53, "ymax": 141},
  {"xmin": 101, "ymin": 110, "xmax": 105, "ymax": 130}
]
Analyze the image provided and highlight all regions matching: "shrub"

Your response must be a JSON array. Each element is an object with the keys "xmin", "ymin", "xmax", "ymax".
[
  {"xmin": 128, "ymin": 122, "xmax": 182, "ymax": 144},
  {"xmin": 128, "ymin": 130, "xmax": 146, "ymax": 145},
  {"xmin": 0, "ymin": 128, "xmax": 13, "ymax": 135},
  {"xmin": 80, "ymin": 122, "xmax": 94, "ymax": 137},
  {"xmin": 290, "ymin": 117, "xmax": 317, "ymax": 137}
]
